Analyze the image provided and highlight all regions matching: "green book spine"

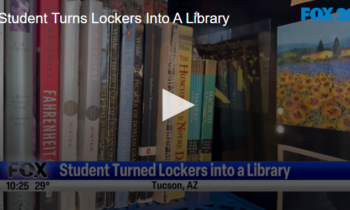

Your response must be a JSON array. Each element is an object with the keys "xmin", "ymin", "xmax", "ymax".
[
  {"xmin": 200, "ymin": 60, "xmax": 217, "ymax": 161},
  {"xmin": 187, "ymin": 60, "xmax": 204, "ymax": 161}
]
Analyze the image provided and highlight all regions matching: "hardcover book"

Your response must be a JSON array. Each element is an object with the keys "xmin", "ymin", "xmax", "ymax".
[
  {"xmin": 0, "ymin": 0, "xmax": 3, "ymax": 208},
  {"xmin": 187, "ymin": 60, "xmax": 204, "ymax": 161},
  {"xmin": 77, "ymin": 1, "xmax": 103, "ymax": 210},
  {"xmin": 115, "ymin": 22, "xmax": 136, "ymax": 209},
  {"xmin": 200, "ymin": 60, "xmax": 217, "ymax": 161},
  {"xmin": 58, "ymin": 1, "xmax": 81, "ymax": 209},
  {"xmin": 129, "ymin": 23, "xmax": 144, "ymax": 205},
  {"xmin": 37, "ymin": 0, "xmax": 59, "ymax": 209},
  {"xmin": 96, "ymin": 7, "xmax": 111, "ymax": 209},
  {"xmin": 105, "ymin": 10, "xmax": 121, "ymax": 208},
  {"xmin": 154, "ymin": 23, "xmax": 178, "ymax": 204},
  {"xmin": 138, "ymin": 24, "xmax": 161, "ymax": 203},
  {"xmin": 172, "ymin": 25, "xmax": 193, "ymax": 200},
  {"xmin": 5, "ymin": 0, "xmax": 35, "ymax": 209}
]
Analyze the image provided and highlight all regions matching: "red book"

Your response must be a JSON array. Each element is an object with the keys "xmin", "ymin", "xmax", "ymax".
[
  {"xmin": 38, "ymin": 0, "xmax": 59, "ymax": 162},
  {"xmin": 38, "ymin": 1, "xmax": 60, "ymax": 210}
]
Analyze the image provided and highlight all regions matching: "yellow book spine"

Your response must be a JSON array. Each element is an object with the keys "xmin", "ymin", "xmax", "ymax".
[{"xmin": 171, "ymin": 25, "xmax": 193, "ymax": 200}]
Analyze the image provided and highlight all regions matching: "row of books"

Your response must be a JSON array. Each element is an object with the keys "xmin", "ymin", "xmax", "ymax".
[{"xmin": 0, "ymin": 0, "xmax": 217, "ymax": 210}]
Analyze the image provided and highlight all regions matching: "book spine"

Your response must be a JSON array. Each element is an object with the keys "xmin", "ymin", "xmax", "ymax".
[
  {"xmin": 33, "ymin": 0, "xmax": 37, "ymax": 162},
  {"xmin": 154, "ymin": 23, "xmax": 178, "ymax": 204},
  {"xmin": 128, "ymin": 24, "xmax": 144, "ymax": 205},
  {"xmin": 187, "ymin": 60, "xmax": 197, "ymax": 161},
  {"xmin": 59, "ymin": 1, "xmax": 80, "ymax": 209},
  {"xmin": 171, "ymin": 25, "xmax": 193, "ymax": 200},
  {"xmin": 96, "ymin": 7, "xmax": 111, "ymax": 210},
  {"xmin": 105, "ymin": 10, "xmax": 121, "ymax": 208},
  {"xmin": 188, "ymin": 60, "xmax": 204, "ymax": 161},
  {"xmin": 137, "ymin": 24, "xmax": 161, "ymax": 203},
  {"xmin": 200, "ymin": 60, "xmax": 217, "ymax": 161},
  {"xmin": 217, "ymin": 60, "xmax": 232, "ymax": 160},
  {"xmin": 78, "ymin": 1, "xmax": 103, "ymax": 210},
  {"xmin": 5, "ymin": 0, "xmax": 35, "ymax": 209},
  {"xmin": 115, "ymin": 22, "xmax": 136, "ymax": 209},
  {"xmin": 0, "ymin": 0, "xmax": 3, "ymax": 208},
  {"xmin": 38, "ymin": 0, "xmax": 59, "ymax": 209},
  {"xmin": 33, "ymin": 1, "xmax": 37, "ymax": 207}
]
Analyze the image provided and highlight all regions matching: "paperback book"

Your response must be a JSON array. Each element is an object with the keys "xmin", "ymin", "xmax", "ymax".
[
  {"xmin": 138, "ymin": 24, "xmax": 161, "ymax": 203},
  {"xmin": 96, "ymin": 7, "xmax": 111, "ymax": 209},
  {"xmin": 77, "ymin": 1, "xmax": 103, "ymax": 210},
  {"xmin": 58, "ymin": 1, "xmax": 81, "ymax": 209},
  {"xmin": 5, "ymin": 0, "xmax": 35, "ymax": 209},
  {"xmin": 154, "ymin": 23, "xmax": 178, "ymax": 204},
  {"xmin": 105, "ymin": 10, "xmax": 121, "ymax": 208},
  {"xmin": 115, "ymin": 22, "xmax": 136, "ymax": 209},
  {"xmin": 129, "ymin": 23, "xmax": 144, "ymax": 205},
  {"xmin": 38, "ymin": 0, "xmax": 60, "ymax": 209}
]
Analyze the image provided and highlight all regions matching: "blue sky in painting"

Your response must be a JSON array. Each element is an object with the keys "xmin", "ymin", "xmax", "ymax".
[{"xmin": 278, "ymin": 13, "xmax": 350, "ymax": 46}]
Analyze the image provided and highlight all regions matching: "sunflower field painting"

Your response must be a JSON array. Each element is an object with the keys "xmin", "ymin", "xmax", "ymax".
[{"xmin": 277, "ymin": 13, "xmax": 350, "ymax": 131}]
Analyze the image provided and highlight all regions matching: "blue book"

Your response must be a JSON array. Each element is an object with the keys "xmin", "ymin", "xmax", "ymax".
[
  {"xmin": 115, "ymin": 22, "xmax": 136, "ymax": 208},
  {"xmin": 187, "ymin": 60, "xmax": 204, "ymax": 161}
]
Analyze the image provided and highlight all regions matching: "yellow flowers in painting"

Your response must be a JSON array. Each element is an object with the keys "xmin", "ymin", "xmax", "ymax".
[{"xmin": 277, "ymin": 70, "xmax": 350, "ymax": 131}]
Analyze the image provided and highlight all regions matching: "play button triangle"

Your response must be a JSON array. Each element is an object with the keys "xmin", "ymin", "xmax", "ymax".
[{"xmin": 162, "ymin": 89, "xmax": 194, "ymax": 121}]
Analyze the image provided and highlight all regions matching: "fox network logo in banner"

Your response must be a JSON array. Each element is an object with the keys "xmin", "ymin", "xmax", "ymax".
[{"xmin": 301, "ymin": 8, "xmax": 350, "ymax": 21}]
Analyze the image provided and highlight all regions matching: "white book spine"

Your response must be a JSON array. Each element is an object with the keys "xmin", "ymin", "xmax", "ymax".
[
  {"xmin": 78, "ymin": 1, "xmax": 103, "ymax": 210},
  {"xmin": 58, "ymin": 1, "xmax": 81, "ymax": 210},
  {"xmin": 0, "ymin": 0, "xmax": 3, "ymax": 209}
]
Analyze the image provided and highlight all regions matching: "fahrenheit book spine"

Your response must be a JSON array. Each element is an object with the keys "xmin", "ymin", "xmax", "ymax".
[
  {"xmin": 171, "ymin": 25, "xmax": 193, "ymax": 200},
  {"xmin": 5, "ymin": 0, "xmax": 35, "ymax": 209},
  {"xmin": 115, "ymin": 22, "xmax": 136, "ymax": 209},
  {"xmin": 200, "ymin": 60, "xmax": 217, "ymax": 161},
  {"xmin": 138, "ymin": 24, "xmax": 161, "ymax": 203},
  {"xmin": 0, "ymin": 0, "xmax": 3, "ymax": 208},
  {"xmin": 96, "ymin": 7, "xmax": 111, "ymax": 210},
  {"xmin": 188, "ymin": 60, "xmax": 204, "ymax": 161},
  {"xmin": 105, "ymin": 10, "xmax": 121, "ymax": 208},
  {"xmin": 78, "ymin": 1, "xmax": 103, "ymax": 210},
  {"xmin": 38, "ymin": 0, "xmax": 60, "ymax": 209},
  {"xmin": 59, "ymin": 1, "xmax": 80, "ymax": 209},
  {"xmin": 128, "ymin": 23, "xmax": 144, "ymax": 205}
]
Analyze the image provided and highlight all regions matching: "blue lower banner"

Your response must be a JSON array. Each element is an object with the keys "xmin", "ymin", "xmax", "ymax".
[
  {"xmin": 1, "ymin": 161, "xmax": 350, "ymax": 191},
  {"xmin": 1, "ymin": 161, "xmax": 350, "ymax": 180}
]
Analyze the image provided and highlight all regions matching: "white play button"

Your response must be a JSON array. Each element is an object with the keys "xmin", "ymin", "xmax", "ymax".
[{"xmin": 162, "ymin": 89, "xmax": 194, "ymax": 121}]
